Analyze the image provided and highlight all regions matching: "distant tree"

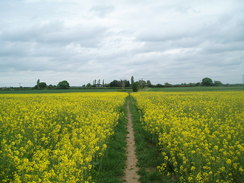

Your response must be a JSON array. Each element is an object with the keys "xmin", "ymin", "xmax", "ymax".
[
  {"xmin": 132, "ymin": 82, "xmax": 139, "ymax": 92},
  {"xmin": 138, "ymin": 79, "xmax": 146, "ymax": 88},
  {"xmin": 124, "ymin": 80, "xmax": 130, "ymax": 87},
  {"xmin": 109, "ymin": 80, "xmax": 121, "ymax": 87},
  {"xmin": 34, "ymin": 79, "xmax": 47, "ymax": 89},
  {"xmin": 92, "ymin": 80, "xmax": 96, "ymax": 87},
  {"xmin": 214, "ymin": 81, "xmax": 223, "ymax": 86},
  {"xmin": 38, "ymin": 82, "xmax": 47, "ymax": 89},
  {"xmin": 121, "ymin": 80, "xmax": 125, "ymax": 89},
  {"xmin": 47, "ymin": 84, "xmax": 56, "ymax": 89},
  {"xmin": 202, "ymin": 77, "xmax": 213, "ymax": 86},
  {"xmin": 196, "ymin": 82, "xmax": 201, "ymax": 86},
  {"xmin": 164, "ymin": 82, "xmax": 172, "ymax": 87},
  {"xmin": 57, "ymin": 80, "xmax": 70, "ymax": 89},
  {"xmin": 146, "ymin": 80, "xmax": 152, "ymax": 87},
  {"xmin": 156, "ymin": 84, "xmax": 163, "ymax": 87},
  {"xmin": 131, "ymin": 76, "xmax": 134, "ymax": 86},
  {"xmin": 37, "ymin": 79, "xmax": 40, "ymax": 89},
  {"xmin": 108, "ymin": 79, "xmax": 130, "ymax": 87},
  {"xmin": 121, "ymin": 80, "xmax": 130, "ymax": 88},
  {"xmin": 86, "ymin": 83, "xmax": 91, "ymax": 88}
]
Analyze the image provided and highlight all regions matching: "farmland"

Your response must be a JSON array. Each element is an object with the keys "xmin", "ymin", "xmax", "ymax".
[
  {"xmin": 147, "ymin": 86, "xmax": 244, "ymax": 92},
  {"xmin": 0, "ymin": 88, "xmax": 132, "ymax": 94},
  {"xmin": 1, "ymin": 90, "xmax": 243, "ymax": 183},
  {"xmin": 0, "ymin": 92, "xmax": 127, "ymax": 182},
  {"xmin": 132, "ymin": 91, "xmax": 244, "ymax": 182}
]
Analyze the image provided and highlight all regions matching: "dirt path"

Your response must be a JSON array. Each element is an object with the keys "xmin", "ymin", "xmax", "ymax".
[{"xmin": 123, "ymin": 103, "xmax": 140, "ymax": 183}]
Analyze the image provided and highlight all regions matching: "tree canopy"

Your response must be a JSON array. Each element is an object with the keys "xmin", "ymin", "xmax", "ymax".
[
  {"xmin": 202, "ymin": 77, "xmax": 213, "ymax": 86},
  {"xmin": 34, "ymin": 79, "xmax": 47, "ymax": 89},
  {"xmin": 38, "ymin": 82, "xmax": 47, "ymax": 89},
  {"xmin": 132, "ymin": 82, "xmax": 139, "ymax": 92},
  {"xmin": 57, "ymin": 80, "xmax": 70, "ymax": 89}
]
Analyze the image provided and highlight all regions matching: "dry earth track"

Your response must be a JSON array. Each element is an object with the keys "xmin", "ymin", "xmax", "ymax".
[{"xmin": 123, "ymin": 103, "xmax": 140, "ymax": 183}]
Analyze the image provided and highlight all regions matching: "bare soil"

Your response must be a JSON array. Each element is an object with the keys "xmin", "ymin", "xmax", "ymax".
[{"xmin": 123, "ymin": 103, "xmax": 140, "ymax": 183}]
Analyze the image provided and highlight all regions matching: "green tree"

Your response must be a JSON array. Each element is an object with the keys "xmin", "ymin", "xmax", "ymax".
[
  {"xmin": 214, "ymin": 81, "xmax": 223, "ymax": 86},
  {"xmin": 138, "ymin": 79, "xmax": 146, "ymax": 88},
  {"xmin": 37, "ymin": 79, "xmax": 40, "ymax": 89},
  {"xmin": 34, "ymin": 79, "xmax": 47, "ymax": 89},
  {"xmin": 109, "ymin": 80, "xmax": 121, "ymax": 87},
  {"xmin": 146, "ymin": 80, "xmax": 152, "ymax": 87},
  {"xmin": 131, "ymin": 76, "xmax": 134, "ymax": 86},
  {"xmin": 57, "ymin": 80, "xmax": 70, "ymax": 89},
  {"xmin": 86, "ymin": 83, "xmax": 91, "ymax": 88},
  {"xmin": 202, "ymin": 77, "xmax": 213, "ymax": 86},
  {"xmin": 47, "ymin": 84, "xmax": 56, "ymax": 89},
  {"xmin": 164, "ymin": 82, "xmax": 172, "ymax": 87},
  {"xmin": 39, "ymin": 82, "xmax": 47, "ymax": 89},
  {"xmin": 132, "ymin": 82, "xmax": 139, "ymax": 92},
  {"xmin": 121, "ymin": 80, "xmax": 125, "ymax": 89}
]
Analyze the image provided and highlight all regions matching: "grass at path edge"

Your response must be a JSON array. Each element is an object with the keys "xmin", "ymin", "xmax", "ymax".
[{"xmin": 91, "ymin": 98, "xmax": 128, "ymax": 183}]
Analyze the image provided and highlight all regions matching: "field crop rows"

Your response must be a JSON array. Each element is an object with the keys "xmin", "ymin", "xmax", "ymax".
[
  {"xmin": 1, "ymin": 91, "xmax": 243, "ymax": 183},
  {"xmin": 0, "ymin": 93, "xmax": 127, "ymax": 183},
  {"xmin": 132, "ymin": 92, "xmax": 244, "ymax": 183}
]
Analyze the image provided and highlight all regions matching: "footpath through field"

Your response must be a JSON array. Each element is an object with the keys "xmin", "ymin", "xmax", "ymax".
[{"xmin": 123, "ymin": 102, "xmax": 140, "ymax": 183}]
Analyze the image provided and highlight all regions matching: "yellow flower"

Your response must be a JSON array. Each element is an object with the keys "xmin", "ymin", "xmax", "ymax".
[
  {"xmin": 0, "ymin": 92, "xmax": 128, "ymax": 182},
  {"xmin": 188, "ymin": 176, "xmax": 193, "ymax": 181},
  {"xmin": 131, "ymin": 91, "xmax": 243, "ymax": 183},
  {"xmin": 191, "ymin": 166, "xmax": 196, "ymax": 171},
  {"xmin": 226, "ymin": 159, "xmax": 232, "ymax": 165}
]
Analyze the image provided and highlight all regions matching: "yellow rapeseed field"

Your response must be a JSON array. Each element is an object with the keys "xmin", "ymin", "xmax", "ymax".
[
  {"xmin": 132, "ymin": 91, "xmax": 244, "ymax": 183},
  {"xmin": 0, "ymin": 92, "xmax": 127, "ymax": 183}
]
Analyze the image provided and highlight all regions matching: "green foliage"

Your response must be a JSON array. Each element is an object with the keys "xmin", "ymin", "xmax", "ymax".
[
  {"xmin": 148, "ymin": 86, "xmax": 244, "ymax": 92},
  {"xmin": 47, "ymin": 84, "xmax": 56, "ymax": 89},
  {"xmin": 214, "ymin": 80, "xmax": 223, "ymax": 86},
  {"xmin": 38, "ymin": 82, "xmax": 47, "ymax": 89},
  {"xmin": 57, "ymin": 80, "xmax": 70, "ymax": 89},
  {"xmin": 202, "ymin": 77, "xmax": 213, "ymax": 86},
  {"xmin": 164, "ymin": 82, "xmax": 172, "ymax": 87},
  {"xmin": 34, "ymin": 79, "xmax": 47, "ymax": 89},
  {"xmin": 132, "ymin": 82, "xmax": 139, "ymax": 92},
  {"xmin": 37, "ymin": 79, "xmax": 40, "ymax": 88},
  {"xmin": 138, "ymin": 79, "xmax": 146, "ymax": 88},
  {"xmin": 109, "ymin": 80, "xmax": 121, "ymax": 87},
  {"xmin": 131, "ymin": 76, "xmax": 134, "ymax": 85},
  {"xmin": 146, "ymin": 80, "xmax": 152, "ymax": 87},
  {"xmin": 109, "ymin": 80, "xmax": 130, "ymax": 88}
]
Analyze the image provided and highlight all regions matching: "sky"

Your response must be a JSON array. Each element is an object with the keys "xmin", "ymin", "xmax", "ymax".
[{"xmin": 0, "ymin": 0, "xmax": 244, "ymax": 87}]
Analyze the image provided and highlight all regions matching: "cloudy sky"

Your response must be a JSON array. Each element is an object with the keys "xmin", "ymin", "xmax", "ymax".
[{"xmin": 0, "ymin": 0, "xmax": 244, "ymax": 87}]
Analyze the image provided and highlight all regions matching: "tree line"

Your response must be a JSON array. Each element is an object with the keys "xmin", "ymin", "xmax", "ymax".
[
  {"xmin": 34, "ymin": 79, "xmax": 70, "ymax": 89},
  {"xmin": 32, "ymin": 77, "xmax": 224, "ymax": 92}
]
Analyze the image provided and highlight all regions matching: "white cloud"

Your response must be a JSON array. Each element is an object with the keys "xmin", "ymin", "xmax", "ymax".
[{"xmin": 0, "ymin": 0, "xmax": 244, "ymax": 87}]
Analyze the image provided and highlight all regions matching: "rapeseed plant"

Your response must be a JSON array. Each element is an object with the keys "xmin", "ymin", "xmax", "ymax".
[
  {"xmin": 0, "ymin": 92, "xmax": 127, "ymax": 182},
  {"xmin": 132, "ymin": 91, "xmax": 244, "ymax": 183}
]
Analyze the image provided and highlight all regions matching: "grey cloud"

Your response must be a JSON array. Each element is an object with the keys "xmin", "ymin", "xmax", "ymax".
[
  {"xmin": 1, "ymin": 22, "xmax": 107, "ymax": 47},
  {"xmin": 0, "ymin": 0, "xmax": 243, "ymax": 87},
  {"xmin": 90, "ymin": 5, "xmax": 114, "ymax": 17}
]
